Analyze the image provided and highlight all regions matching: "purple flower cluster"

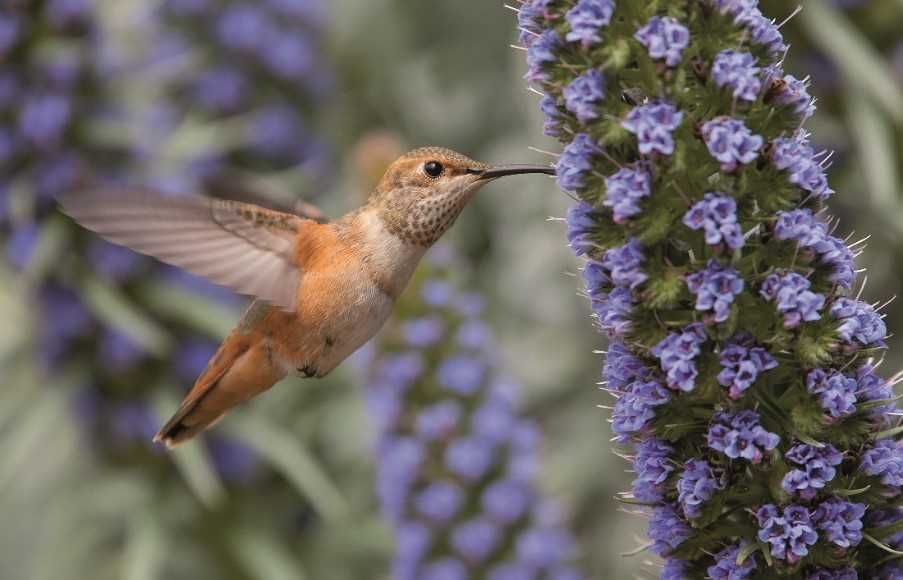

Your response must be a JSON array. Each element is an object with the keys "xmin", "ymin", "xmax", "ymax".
[
  {"xmin": 701, "ymin": 117, "xmax": 764, "ymax": 172},
  {"xmin": 770, "ymin": 132, "xmax": 834, "ymax": 200},
  {"xmin": 634, "ymin": 16, "xmax": 690, "ymax": 67},
  {"xmin": 756, "ymin": 504, "xmax": 818, "ymax": 563},
  {"xmin": 556, "ymin": 133, "xmax": 600, "ymax": 192},
  {"xmin": 707, "ymin": 410, "xmax": 780, "ymax": 464},
  {"xmin": 582, "ymin": 262, "xmax": 633, "ymax": 336},
  {"xmin": 685, "ymin": 260, "xmax": 744, "ymax": 322},
  {"xmin": 677, "ymin": 458, "xmax": 723, "ymax": 519},
  {"xmin": 712, "ymin": 50, "xmax": 762, "ymax": 101},
  {"xmin": 860, "ymin": 439, "xmax": 903, "ymax": 490},
  {"xmin": 606, "ymin": 343, "xmax": 670, "ymax": 441},
  {"xmin": 563, "ymin": 69, "xmax": 606, "ymax": 123},
  {"xmin": 710, "ymin": 0, "xmax": 787, "ymax": 55},
  {"xmin": 830, "ymin": 298, "xmax": 887, "ymax": 347},
  {"xmin": 815, "ymin": 497, "xmax": 865, "ymax": 549},
  {"xmin": 603, "ymin": 165, "xmax": 651, "ymax": 223},
  {"xmin": 717, "ymin": 339, "xmax": 777, "ymax": 399},
  {"xmin": 769, "ymin": 73, "xmax": 816, "ymax": 120},
  {"xmin": 781, "ymin": 443, "xmax": 843, "ymax": 500},
  {"xmin": 652, "ymin": 323, "xmax": 707, "ymax": 392},
  {"xmin": 367, "ymin": 252, "xmax": 580, "ymax": 579},
  {"xmin": 707, "ymin": 542, "xmax": 758, "ymax": 579},
  {"xmin": 806, "ymin": 369, "xmax": 858, "ymax": 420},
  {"xmin": 539, "ymin": 95, "xmax": 563, "ymax": 137},
  {"xmin": 774, "ymin": 209, "xmax": 855, "ymax": 288},
  {"xmin": 564, "ymin": 0, "xmax": 614, "ymax": 47},
  {"xmin": 648, "ymin": 503, "xmax": 692, "ymax": 556},
  {"xmin": 517, "ymin": 0, "xmax": 553, "ymax": 45},
  {"xmin": 760, "ymin": 272, "xmax": 825, "ymax": 328},
  {"xmin": 632, "ymin": 437, "xmax": 674, "ymax": 502},
  {"xmin": 622, "ymin": 101, "xmax": 684, "ymax": 156},
  {"xmin": 600, "ymin": 238, "xmax": 648, "ymax": 289},
  {"xmin": 525, "ymin": 29, "xmax": 561, "ymax": 83},
  {"xmin": 566, "ymin": 201, "xmax": 603, "ymax": 256},
  {"xmin": 807, "ymin": 568, "xmax": 859, "ymax": 580},
  {"xmin": 682, "ymin": 192, "xmax": 744, "ymax": 250}
]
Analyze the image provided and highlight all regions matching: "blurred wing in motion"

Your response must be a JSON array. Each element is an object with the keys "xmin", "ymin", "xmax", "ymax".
[{"xmin": 59, "ymin": 189, "xmax": 311, "ymax": 311}]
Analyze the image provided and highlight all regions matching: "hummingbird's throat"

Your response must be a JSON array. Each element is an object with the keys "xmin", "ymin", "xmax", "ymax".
[{"xmin": 379, "ymin": 184, "xmax": 475, "ymax": 247}]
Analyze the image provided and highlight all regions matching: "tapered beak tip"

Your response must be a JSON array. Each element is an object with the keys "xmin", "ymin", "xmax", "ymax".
[{"xmin": 475, "ymin": 164, "xmax": 556, "ymax": 180}]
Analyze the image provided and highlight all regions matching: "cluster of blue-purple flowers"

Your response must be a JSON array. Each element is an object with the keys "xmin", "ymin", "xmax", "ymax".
[
  {"xmin": 366, "ymin": 250, "xmax": 581, "ymax": 580},
  {"xmin": 520, "ymin": 0, "xmax": 901, "ymax": 577}
]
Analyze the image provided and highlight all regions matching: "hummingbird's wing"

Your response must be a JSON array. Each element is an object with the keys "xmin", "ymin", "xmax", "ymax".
[{"xmin": 59, "ymin": 189, "xmax": 310, "ymax": 311}]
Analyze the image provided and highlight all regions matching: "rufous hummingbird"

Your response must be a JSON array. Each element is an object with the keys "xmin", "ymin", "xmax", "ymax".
[{"xmin": 59, "ymin": 147, "xmax": 554, "ymax": 447}]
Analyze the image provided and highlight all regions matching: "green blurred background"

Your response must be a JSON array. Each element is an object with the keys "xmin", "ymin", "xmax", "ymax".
[{"xmin": 0, "ymin": 1, "xmax": 901, "ymax": 578}]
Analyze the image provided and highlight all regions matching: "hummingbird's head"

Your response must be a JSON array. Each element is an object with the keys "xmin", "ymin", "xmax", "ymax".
[{"xmin": 370, "ymin": 146, "xmax": 554, "ymax": 246}]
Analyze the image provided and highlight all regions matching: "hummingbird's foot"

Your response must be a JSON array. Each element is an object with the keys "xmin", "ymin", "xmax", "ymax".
[{"xmin": 298, "ymin": 365, "xmax": 320, "ymax": 379}]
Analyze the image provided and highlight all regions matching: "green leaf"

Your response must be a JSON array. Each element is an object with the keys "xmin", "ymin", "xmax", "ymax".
[
  {"xmin": 876, "ymin": 424, "xmax": 903, "ymax": 440},
  {"xmin": 736, "ymin": 541, "xmax": 761, "ymax": 565},
  {"xmin": 833, "ymin": 485, "xmax": 871, "ymax": 497},
  {"xmin": 123, "ymin": 512, "xmax": 165, "ymax": 580},
  {"xmin": 137, "ymin": 281, "xmax": 238, "ymax": 339},
  {"xmin": 846, "ymin": 86, "xmax": 901, "ymax": 211},
  {"xmin": 870, "ymin": 517, "xmax": 903, "ymax": 541},
  {"xmin": 864, "ymin": 532, "xmax": 903, "ymax": 556},
  {"xmin": 801, "ymin": 0, "xmax": 903, "ymax": 122},
  {"xmin": 226, "ymin": 414, "xmax": 349, "ymax": 522},
  {"xmin": 228, "ymin": 525, "xmax": 308, "ymax": 580},
  {"xmin": 81, "ymin": 276, "xmax": 173, "ymax": 357}
]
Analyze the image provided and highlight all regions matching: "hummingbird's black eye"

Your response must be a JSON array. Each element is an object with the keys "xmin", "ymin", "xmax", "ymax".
[{"xmin": 424, "ymin": 161, "xmax": 444, "ymax": 178}]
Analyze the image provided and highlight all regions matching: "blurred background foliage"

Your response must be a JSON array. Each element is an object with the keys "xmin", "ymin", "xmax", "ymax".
[{"xmin": 0, "ymin": 0, "xmax": 900, "ymax": 579}]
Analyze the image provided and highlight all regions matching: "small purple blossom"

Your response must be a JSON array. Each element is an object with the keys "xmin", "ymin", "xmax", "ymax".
[
  {"xmin": 756, "ymin": 504, "xmax": 818, "ymax": 563},
  {"xmin": 830, "ymin": 298, "xmax": 887, "ymax": 347},
  {"xmin": 438, "ymin": 355, "xmax": 487, "ymax": 395},
  {"xmin": 707, "ymin": 410, "xmax": 779, "ymax": 464},
  {"xmin": 806, "ymin": 369, "xmax": 858, "ymax": 420},
  {"xmin": 677, "ymin": 458, "xmax": 723, "ymax": 519},
  {"xmin": 781, "ymin": 443, "xmax": 843, "ymax": 500},
  {"xmin": 807, "ymin": 569, "xmax": 858, "ymax": 580},
  {"xmin": 525, "ymin": 29, "xmax": 561, "ymax": 84},
  {"xmin": 402, "ymin": 317, "xmax": 445, "ymax": 347},
  {"xmin": 707, "ymin": 542, "xmax": 758, "ymax": 579},
  {"xmin": 635, "ymin": 16, "xmax": 690, "ymax": 67},
  {"xmin": 564, "ymin": 0, "xmax": 614, "ymax": 47},
  {"xmin": 774, "ymin": 209, "xmax": 854, "ymax": 288},
  {"xmin": 712, "ymin": 1, "xmax": 787, "ymax": 55},
  {"xmin": 611, "ymin": 377, "xmax": 671, "ymax": 441},
  {"xmin": 662, "ymin": 559, "xmax": 690, "ymax": 580},
  {"xmin": 563, "ymin": 69, "xmax": 606, "ymax": 123},
  {"xmin": 717, "ymin": 339, "xmax": 777, "ymax": 399},
  {"xmin": 601, "ymin": 238, "xmax": 648, "ymax": 289},
  {"xmin": 516, "ymin": 0, "xmax": 552, "ymax": 46},
  {"xmin": 632, "ymin": 437, "xmax": 674, "ymax": 502},
  {"xmin": 682, "ymin": 192, "xmax": 744, "ymax": 249},
  {"xmin": 652, "ymin": 323, "xmax": 707, "ymax": 392},
  {"xmin": 770, "ymin": 74, "xmax": 816, "ymax": 120},
  {"xmin": 712, "ymin": 50, "xmax": 762, "ymax": 101},
  {"xmin": 539, "ymin": 95, "xmax": 562, "ymax": 137},
  {"xmin": 622, "ymin": 101, "xmax": 684, "ymax": 156},
  {"xmin": 860, "ymin": 439, "xmax": 903, "ymax": 490},
  {"xmin": 856, "ymin": 365, "xmax": 895, "ymax": 419},
  {"xmin": 415, "ymin": 481, "xmax": 464, "ymax": 524},
  {"xmin": 685, "ymin": 260, "xmax": 744, "ymax": 323},
  {"xmin": 648, "ymin": 503, "xmax": 692, "ymax": 556},
  {"xmin": 556, "ymin": 133, "xmax": 600, "ymax": 192},
  {"xmin": 814, "ymin": 497, "xmax": 865, "ymax": 549},
  {"xmin": 450, "ymin": 518, "xmax": 500, "ymax": 563},
  {"xmin": 566, "ymin": 201, "xmax": 603, "ymax": 256},
  {"xmin": 770, "ymin": 132, "xmax": 834, "ymax": 200},
  {"xmin": 760, "ymin": 272, "xmax": 825, "ymax": 328},
  {"xmin": 701, "ymin": 116, "xmax": 764, "ymax": 171},
  {"xmin": 603, "ymin": 165, "xmax": 651, "ymax": 223}
]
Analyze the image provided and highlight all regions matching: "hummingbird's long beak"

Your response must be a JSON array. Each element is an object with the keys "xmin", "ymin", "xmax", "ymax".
[{"xmin": 472, "ymin": 164, "xmax": 556, "ymax": 180}]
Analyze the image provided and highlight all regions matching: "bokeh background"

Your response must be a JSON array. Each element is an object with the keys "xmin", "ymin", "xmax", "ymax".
[{"xmin": 0, "ymin": 0, "xmax": 901, "ymax": 578}]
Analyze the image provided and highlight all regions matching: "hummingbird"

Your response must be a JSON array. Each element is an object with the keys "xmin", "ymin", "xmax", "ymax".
[{"xmin": 59, "ymin": 147, "xmax": 554, "ymax": 447}]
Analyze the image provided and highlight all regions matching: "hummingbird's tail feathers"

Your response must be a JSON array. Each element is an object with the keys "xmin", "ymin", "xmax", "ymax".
[
  {"xmin": 154, "ymin": 334, "xmax": 286, "ymax": 448},
  {"xmin": 57, "ymin": 189, "xmax": 310, "ymax": 312}
]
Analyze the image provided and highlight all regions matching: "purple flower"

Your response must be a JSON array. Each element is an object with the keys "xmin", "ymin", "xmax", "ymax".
[
  {"xmin": 601, "ymin": 238, "xmax": 647, "ymax": 289},
  {"xmin": 402, "ymin": 317, "xmax": 445, "ymax": 347},
  {"xmin": 707, "ymin": 410, "xmax": 779, "ymax": 464},
  {"xmin": 755, "ymin": 504, "xmax": 818, "ymax": 563},
  {"xmin": 701, "ymin": 117, "xmax": 763, "ymax": 171},
  {"xmin": 622, "ymin": 101, "xmax": 684, "ymax": 156},
  {"xmin": 556, "ymin": 133, "xmax": 601, "ymax": 192},
  {"xmin": 770, "ymin": 74, "xmax": 816, "ymax": 120},
  {"xmin": 781, "ymin": 443, "xmax": 843, "ymax": 500},
  {"xmin": 450, "ymin": 518, "xmax": 499, "ymax": 563},
  {"xmin": 86, "ymin": 239, "xmax": 142, "ymax": 282},
  {"xmin": 421, "ymin": 558, "xmax": 467, "ymax": 580},
  {"xmin": 661, "ymin": 559, "xmax": 690, "ymax": 580},
  {"xmin": 648, "ymin": 503, "xmax": 692, "ymax": 556},
  {"xmin": 677, "ymin": 458, "xmax": 723, "ymax": 518},
  {"xmin": 652, "ymin": 323, "xmax": 707, "ymax": 392},
  {"xmin": 6, "ymin": 223, "xmax": 39, "ymax": 269},
  {"xmin": 770, "ymin": 132, "xmax": 834, "ymax": 200},
  {"xmin": 760, "ymin": 272, "xmax": 825, "ymax": 328},
  {"xmin": 603, "ymin": 165, "xmax": 651, "ymax": 223},
  {"xmin": 194, "ymin": 67, "xmax": 246, "ymax": 112},
  {"xmin": 683, "ymin": 192, "xmax": 744, "ymax": 249},
  {"xmin": 445, "ymin": 436, "xmax": 494, "ymax": 481},
  {"xmin": 632, "ymin": 438, "xmax": 674, "ymax": 502},
  {"xmin": 830, "ymin": 298, "xmax": 887, "ymax": 347},
  {"xmin": 814, "ymin": 497, "xmax": 865, "ymax": 549},
  {"xmin": 566, "ymin": 201, "xmax": 603, "ymax": 256},
  {"xmin": 215, "ymin": 4, "xmax": 272, "ymax": 52},
  {"xmin": 774, "ymin": 209, "xmax": 854, "ymax": 288},
  {"xmin": 438, "ymin": 355, "xmax": 486, "ymax": 395},
  {"xmin": 712, "ymin": 50, "xmax": 762, "ymax": 101},
  {"xmin": 207, "ymin": 436, "xmax": 262, "ymax": 485},
  {"xmin": 712, "ymin": 1, "xmax": 787, "ymax": 55},
  {"xmin": 516, "ymin": 0, "xmax": 551, "ymax": 46},
  {"xmin": 415, "ymin": 481, "xmax": 463, "ymax": 524},
  {"xmin": 539, "ymin": 95, "xmax": 562, "ymax": 137},
  {"xmin": 707, "ymin": 542, "xmax": 758, "ymax": 579},
  {"xmin": 415, "ymin": 401, "xmax": 462, "ymax": 441},
  {"xmin": 525, "ymin": 29, "xmax": 561, "ymax": 84},
  {"xmin": 806, "ymin": 369, "xmax": 858, "ymax": 420},
  {"xmin": 635, "ymin": 16, "xmax": 690, "ymax": 67},
  {"xmin": 593, "ymin": 286, "xmax": 633, "ymax": 336},
  {"xmin": 860, "ymin": 439, "xmax": 903, "ymax": 490},
  {"xmin": 807, "ymin": 569, "xmax": 858, "ymax": 580},
  {"xmin": 611, "ymin": 377, "xmax": 670, "ymax": 441},
  {"xmin": 856, "ymin": 365, "xmax": 895, "ymax": 419},
  {"xmin": 98, "ymin": 328, "xmax": 147, "ymax": 371},
  {"xmin": 717, "ymin": 339, "xmax": 777, "ymax": 399},
  {"xmin": 685, "ymin": 260, "xmax": 744, "ymax": 323},
  {"xmin": 563, "ymin": 69, "xmax": 606, "ymax": 123},
  {"xmin": 18, "ymin": 94, "xmax": 71, "ymax": 149},
  {"xmin": 516, "ymin": 527, "xmax": 574, "ymax": 568},
  {"xmin": 564, "ymin": 0, "xmax": 614, "ymax": 47}
]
